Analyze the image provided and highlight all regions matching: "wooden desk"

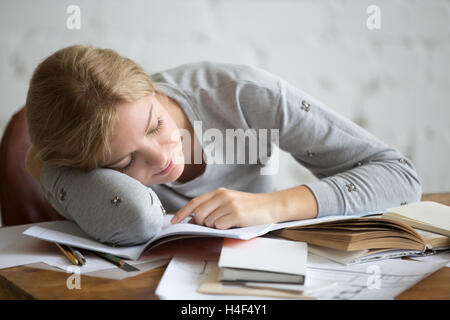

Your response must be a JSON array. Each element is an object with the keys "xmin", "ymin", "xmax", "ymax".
[{"xmin": 0, "ymin": 193, "xmax": 449, "ymax": 300}]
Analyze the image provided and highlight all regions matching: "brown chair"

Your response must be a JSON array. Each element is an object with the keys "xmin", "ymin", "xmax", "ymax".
[{"xmin": 0, "ymin": 107, "xmax": 64, "ymax": 226}]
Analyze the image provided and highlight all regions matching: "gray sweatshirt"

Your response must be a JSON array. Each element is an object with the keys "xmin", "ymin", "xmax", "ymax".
[{"xmin": 39, "ymin": 61, "xmax": 422, "ymax": 246}]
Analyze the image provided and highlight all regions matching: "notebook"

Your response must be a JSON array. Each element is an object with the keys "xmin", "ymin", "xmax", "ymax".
[
  {"xmin": 22, "ymin": 213, "xmax": 359, "ymax": 260},
  {"xmin": 218, "ymin": 237, "xmax": 307, "ymax": 284}
]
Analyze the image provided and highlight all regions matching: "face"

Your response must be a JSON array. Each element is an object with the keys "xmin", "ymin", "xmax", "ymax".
[{"xmin": 100, "ymin": 93, "xmax": 185, "ymax": 185}]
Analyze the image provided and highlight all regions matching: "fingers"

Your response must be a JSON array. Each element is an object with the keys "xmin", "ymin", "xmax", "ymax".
[
  {"xmin": 170, "ymin": 189, "xmax": 273, "ymax": 230},
  {"xmin": 191, "ymin": 193, "xmax": 229, "ymax": 225},
  {"xmin": 213, "ymin": 213, "xmax": 240, "ymax": 230},
  {"xmin": 170, "ymin": 190, "xmax": 216, "ymax": 223},
  {"xmin": 172, "ymin": 188, "xmax": 236, "ymax": 227},
  {"xmin": 203, "ymin": 206, "xmax": 232, "ymax": 228}
]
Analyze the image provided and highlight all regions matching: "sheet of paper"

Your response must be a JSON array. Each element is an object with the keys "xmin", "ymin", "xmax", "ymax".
[
  {"xmin": 156, "ymin": 255, "xmax": 277, "ymax": 300},
  {"xmin": 0, "ymin": 222, "xmax": 62, "ymax": 269},
  {"xmin": 406, "ymin": 250, "xmax": 450, "ymax": 267},
  {"xmin": 0, "ymin": 221, "xmax": 171, "ymax": 275},
  {"xmin": 40, "ymin": 251, "xmax": 171, "ymax": 274},
  {"xmin": 153, "ymin": 238, "xmax": 280, "ymax": 300},
  {"xmin": 244, "ymin": 278, "xmax": 337, "ymax": 295},
  {"xmin": 28, "ymin": 258, "xmax": 170, "ymax": 280},
  {"xmin": 305, "ymin": 252, "xmax": 447, "ymax": 299},
  {"xmin": 155, "ymin": 251, "xmax": 448, "ymax": 300}
]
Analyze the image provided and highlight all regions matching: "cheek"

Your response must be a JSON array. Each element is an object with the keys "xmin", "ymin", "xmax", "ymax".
[
  {"xmin": 173, "ymin": 139, "xmax": 185, "ymax": 165},
  {"xmin": 163, "ymin": 123, "xmax": 184, "ymax": 154},
  {"xmin": 164, "ymin": 119, "xmax": 181, "ymax": 140}
]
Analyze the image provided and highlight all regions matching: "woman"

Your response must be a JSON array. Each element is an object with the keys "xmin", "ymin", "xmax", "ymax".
[{"xmin": 25, "ymin": 45, "xmax": 422, "ymax": 246}]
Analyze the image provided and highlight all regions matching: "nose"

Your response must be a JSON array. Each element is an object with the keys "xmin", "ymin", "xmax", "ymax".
[
  {"xmin": 141, "ymin": 141, "xmax": 178, "ymax": 169},
  {"xmin": 140, "ymin": 144, "xmax": 168, "ymax": 167}
]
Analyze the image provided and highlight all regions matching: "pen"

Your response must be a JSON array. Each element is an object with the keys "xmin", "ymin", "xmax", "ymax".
[
  {"xmin": 67, "ymin": 245, "xmax": 86, "ymax": 266},
  {"xmin": 92, "ymin": 251, "xmax": 140, "ymax": 272},
  {"xmin": 55, "ymin": 242, "xmax": 79, "ymax": 265}
]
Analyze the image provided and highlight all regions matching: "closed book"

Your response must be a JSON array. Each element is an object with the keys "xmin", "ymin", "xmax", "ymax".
[{"xmin": 218, "ymin": 237, "xmax": 307, "ymax": 284}]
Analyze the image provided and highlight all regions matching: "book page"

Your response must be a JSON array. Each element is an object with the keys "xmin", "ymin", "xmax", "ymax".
[
  {"xmin": 22, "ymin": 215, "xmax": 276, "ymax": 260},
  {"xmin": 386, "ymin": 201, "xmax": 450, "ymax": 231},
  {"xmin": 22, "ymin": 214, "xmax": 366, "ymax": 261}
]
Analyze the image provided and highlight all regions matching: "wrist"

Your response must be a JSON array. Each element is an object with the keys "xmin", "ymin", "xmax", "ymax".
[{"xmin": 270, "ymin": 185, "xmax": 318, "ymax": 223}]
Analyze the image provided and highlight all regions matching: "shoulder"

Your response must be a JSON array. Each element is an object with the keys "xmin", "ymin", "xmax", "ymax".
[{"xmin": 151, "ymin": 61, "xmax": 281, "ymax": 92}]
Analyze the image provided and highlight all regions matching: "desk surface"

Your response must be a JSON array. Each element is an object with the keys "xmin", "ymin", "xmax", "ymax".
[{"xmin": 0, "ymin": 193, "xmax": 449, "ymax": 300}]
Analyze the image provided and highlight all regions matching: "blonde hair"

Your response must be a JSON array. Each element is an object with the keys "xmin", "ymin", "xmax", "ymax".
[{"xmin": 25, "ymin": 44, "xmax": 158, "ymax": 171}]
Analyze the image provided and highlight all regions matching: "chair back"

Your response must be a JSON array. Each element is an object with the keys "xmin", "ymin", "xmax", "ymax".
[{"xmin": 0, "ymin": 107, "xmax": 64, "ymax": 226}]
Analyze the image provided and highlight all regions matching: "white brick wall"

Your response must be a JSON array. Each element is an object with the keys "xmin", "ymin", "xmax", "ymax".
[{"xmin": 0, "ymin": 0, "xmax": 449, "ymax": 203}]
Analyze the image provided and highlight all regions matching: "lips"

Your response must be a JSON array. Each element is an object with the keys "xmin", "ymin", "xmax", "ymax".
[{"xmin": 155, "ymin": 160, "xmax": 174, "ymax": 175}]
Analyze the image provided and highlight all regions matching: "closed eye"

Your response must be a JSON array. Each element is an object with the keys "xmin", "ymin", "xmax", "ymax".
[
  {"xmin": 148, "ymin": 117, "xmax": 164, "ymax": 136},
  {"xmin": 117, "ymin": 153, "xmax": 135, "ymax": 172},
  {"xmin": 117, "ymin": 117, "xmax": 164, "ymax": 172}
]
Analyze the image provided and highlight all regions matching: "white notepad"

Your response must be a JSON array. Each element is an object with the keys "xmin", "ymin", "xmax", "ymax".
[{"xmin": 218, "ymin": 237, "xmax": 307, "ymax": 284}]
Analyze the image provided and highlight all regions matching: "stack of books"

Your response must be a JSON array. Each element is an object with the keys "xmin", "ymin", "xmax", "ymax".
[
  {"xmin": 271, "ymin": 201, "xmax": 450, "ymax": 265},
  {"xmin": 217, "ymin": 237, "xmax": 307, "ymax": 285},
  {"xmin": 198, "ymin": 237, "xmax": 337, "ymax": 298}
]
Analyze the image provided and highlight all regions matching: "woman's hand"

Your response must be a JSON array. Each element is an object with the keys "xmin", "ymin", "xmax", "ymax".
[
  {"xmin": 170, "ymin": 185, "xmax": 319, "ymax": 229},
  {"xmin": 170, "ymin": 188, "xmax": 279, "ymax": 229}
]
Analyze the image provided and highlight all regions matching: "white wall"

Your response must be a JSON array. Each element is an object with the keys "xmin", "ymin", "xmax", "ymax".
[{"xmin": 1, "ymin": 0, "xmax": 449, "ymax": 206}]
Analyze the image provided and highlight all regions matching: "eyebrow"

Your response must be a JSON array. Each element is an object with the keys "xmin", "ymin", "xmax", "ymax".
[{"xmin": 105, "ymin": 103, "xmax": 153, "ymax": 167}]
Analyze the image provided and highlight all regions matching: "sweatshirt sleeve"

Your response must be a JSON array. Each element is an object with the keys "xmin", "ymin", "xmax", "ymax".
[
  {"xmin": 39, "ymin": 166, "xmax": 165, "ymax": 246},
  {"xmin": 238, "ymin": 74, "xmax": 422, "ymax": 218}
]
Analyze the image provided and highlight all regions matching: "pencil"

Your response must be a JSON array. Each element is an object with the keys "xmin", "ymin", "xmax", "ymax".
[
  {"xmin": 92, "ymin": 251, "xmax": 139, "ymax": 272},
  {"xmin": 67, "ymin": 245, "xmax": 86, "ymax": 266},
  {"xmin": 55, "ymin": 243, "xmax": 79, "ymax": 265}
]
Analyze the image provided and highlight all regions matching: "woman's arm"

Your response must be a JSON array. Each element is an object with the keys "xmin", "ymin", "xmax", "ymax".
[
  {"xmin": 245, "ymin": 76, "xmax": 422, "ymax": 218},
  {"xmin": 173, "ymin": 68, "xmax": 422, "ymax": 227}
]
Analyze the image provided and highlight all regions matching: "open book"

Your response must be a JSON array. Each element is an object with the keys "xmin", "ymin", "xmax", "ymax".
[
  {"xmin": 382, "ymin": 201, "xmax": 450, "ymax": 237},
  {"xmin": 23, "ymin": 201, "xmax": 449, "ymax": 262},
  {"xmin": 22, "ymin": 213, "xmax": 358, "ymax": 260},
  {"xmin": 271, "ymin": 216, "xmax": 449, "ymax": 252},
  {"xmin": 271, "ymin": 201, "xmax": 450, "ymax": 263}
]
